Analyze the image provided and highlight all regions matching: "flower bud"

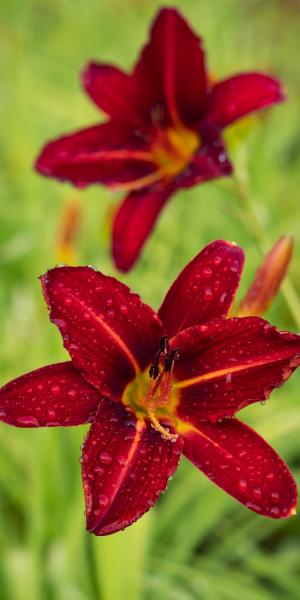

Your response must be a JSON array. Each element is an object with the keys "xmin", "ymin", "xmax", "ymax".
[{"xmin": 237, "ymin": 236, "xmax": 293, "ymax": 317}]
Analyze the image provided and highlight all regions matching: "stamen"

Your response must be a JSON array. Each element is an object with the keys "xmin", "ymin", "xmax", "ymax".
[
  {"xmin": 164, "ymin": 348, "xmax": 180, "ymax": 372},
  {"xmin": 160, "ymin": 336, "xmax": 170, "ymax": 355},
  {"xmin": 148, "ymin": 410, "xmax": 178, "ymax": 442}
]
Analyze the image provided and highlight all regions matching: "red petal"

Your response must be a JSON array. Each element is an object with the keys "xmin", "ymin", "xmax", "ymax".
[
  {"xmin": 205, "ymin": 73, "xmax": 285, "ymax": 128},
  {"xmin": 0, "ymin": 362, "xmax": 100, "ymax": 427},
  {"xmin": 82, "ymin": 63, "xmax": 141, "ymax": 126},
  {"xmin": 133, "ymin": 8, "xmax": 207, "ymax": 126},
  {"xmin": 177, "ymin": 123, "xmax": 232, "ymax": 188},
  {"xmin": 35, "ymin": 121, "xmax": 155, "ymax": 188},
  {"xmin": 81, "ymin": 397, "xmax": 183, "ymax": 535},
  {"xmin": 159, "ymin": 240, "xmax": 244, "ymax": 336},
  {"xmin": 41, "ymin": 267, "xmax": 165, "ymax": 398},
  {"xmin": 180, "ymin": 418, "xmax": 297, "ymax": 518},
  {"xmin": 112, "ymin": 185, "xmax": 173, "ymax": 272},
  {"xmin": 173, "ymin": 317, "xmax": 300, "ymax": 422}
]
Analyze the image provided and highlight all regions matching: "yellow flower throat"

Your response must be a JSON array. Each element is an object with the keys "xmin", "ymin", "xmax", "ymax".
[{"xmin": 122, "ymin": 337, "xmax": 180, "ymax": 441}]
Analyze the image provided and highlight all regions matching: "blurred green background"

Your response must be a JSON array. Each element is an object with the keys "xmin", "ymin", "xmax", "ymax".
[{"xmin": 1, "ymin": 0, "xmax": 300, "ymax": 598}]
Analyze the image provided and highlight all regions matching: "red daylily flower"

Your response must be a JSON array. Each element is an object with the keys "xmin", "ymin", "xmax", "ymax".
[
  {"xmin": 1, "ymin": 240, "xmax": 299, "ymax": 535},
  {"xmin": 35, "ymin": 8, "xmax": 285, "ymax": 272}
]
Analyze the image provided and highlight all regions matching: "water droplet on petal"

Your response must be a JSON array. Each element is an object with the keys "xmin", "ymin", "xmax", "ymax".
[
  {"xmin": 17, "ymin": 415, "xmax": 40, "ymax": 426},
  {"xmin": 238, "ymin": 478, "xmax": 247, "ymax": 492},
  {"xmin": 51, "ymin": 385, "xmax": 60, "ymax": 395},
  {"xmin": 99, "ymin": 452, "xmax": 112, "ymax": 465},
  {"xmin": 94, "ymin": 466, "xmax": 105, "ymax": 476},
  {"xmin": 204, "ymin": 287, "xmax": 213, "ymax": 300},
  {"xmin": 120, "ymin": 304, "xmax": 128, "ymax": 314},
  {"xmin": 253, "ymin": 486, "xmax": 262, "ymax": 499},
  {"xmin": 271, "ymin": 491, "xmax": 280, "ymax": 502},
  {"xmin": 266, "ymin": 472, "xmax": 274, "ymax": 481},
  {"xmin": 117, "ymin": 454, "xmax": 128, "ymax": 466},
  {"xmin": 246, "ymin": 501, "xmax": 262, "ymax": 512},
  {"xmin": 213, "ymin": 256, "xmax": 222, "ymax": 266},
  {"xmin": 99, "ymin": 494, "xmax": 109, "ymax": 507},
  {"xmin": 202, "ymin": 267, "xmax": 213, "ymax": 279},
  {"xmin": 270, "ymin": 506, "xmax": 280, "ymax": 517},
  {"xmin": 47, "ymin": 407, "xmax": 56, "ymax": 419},
  {"xmin": 64, "ymin": 297, "xmax": 73, "ymax": 306}
]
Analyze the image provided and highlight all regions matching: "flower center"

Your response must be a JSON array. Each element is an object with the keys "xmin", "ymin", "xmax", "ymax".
[
  {"xmin": 152, "ymin": 125, "xmax": 200, "ymax": 178},
  {"xmin": 122, "ymin": 336, "xmax": 180, "ymax": 441}
]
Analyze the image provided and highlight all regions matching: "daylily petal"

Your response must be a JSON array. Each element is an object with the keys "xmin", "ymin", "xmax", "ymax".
[
  {"xmin": 133, "ymin": 8, "xmax": 207, "ymax": 126},
  {"xmin": 0, "ymin": 362, "xmax": 101, "ymax": 427},
  {"xmin": 41, "ymin": 267, "xmax": 165, "ymax": 399},
  {"xmin": 112, "ymin": 185, "xmax": 173, "ymax": 272},
  {"xmin": 173, "ymin": 317, "xmax": 300, "ymax": 422},
  {"xmin": 81, "ymin": 397, "xmax": 183, "ymax": 535},
  {"xmin": 179, "ymin": 417, "xmax": 297, "ymax": 518},
  {"xmin": 35, "ymin": 122, "xmax": 156, "ymax": 187},
  {"xmin": 82, "ymin": 63, "xmax": 142, "ymax": 126},
  {"xmin": 159, "ymin": 240, "xmax": 244, "ymax": 336},
  {"xmin": 205, "ymin": 73, "xmax": 285, "ymax": 128},
  {"xmin": 177, "ymin": 124, "xmax": 233, "ymax": 188}
]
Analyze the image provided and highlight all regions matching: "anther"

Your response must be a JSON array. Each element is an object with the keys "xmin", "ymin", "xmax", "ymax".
[
  {"xmin": 164, "ymin": 348, "xmax": 180, "ymax": 372},
  {"xmin": 149, "ymin": 348, "xmax": 162, "ymax": 379},
  {"xmin": 149, "ymin": 364, "xmax": 159, "ymax": 379},
  {"xmin": 160, "ymin": 336, "xmax": 170, "ymax": 355}
]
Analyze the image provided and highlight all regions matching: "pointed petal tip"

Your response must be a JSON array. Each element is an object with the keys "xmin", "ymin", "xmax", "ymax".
[{"xmin": 82, "ymin": 399, "xmax": 182, "ymax": 536}]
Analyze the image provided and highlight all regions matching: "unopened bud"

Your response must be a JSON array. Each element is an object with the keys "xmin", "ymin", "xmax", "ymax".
[
  {"xmin": 56, "ymin": 198, "xmax": 82, "ymax": 265},
  {"xmin": 237, "ymin": 236, "xmax": 293, "ymax": 317}
]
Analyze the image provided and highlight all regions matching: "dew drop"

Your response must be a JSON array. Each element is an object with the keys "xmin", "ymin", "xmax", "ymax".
[
  {"xmin": 271, "ymin": 491, "xmax": 280, "ymax": 502},
  {"xmin": 238, "ymin": 450, "xmax": 246, "ymax": 458},
  {"xmin": 117, "ymin": 455, "xmax": 128, "ymax": 466},
  {"xmin": 120, "ymin": 304, "xmax": 128, "ymax": 314},
  {"xmin": 204, "ymin": 287, "xmax": 213, "ymax": 300},
  {"xmin": 17, "ymin": 415, "xmax": 39, "ymax": 426},
  {"xmin": 94, "ymin": 466, "xmax": 105, "ymax": 476},
  {"xmin": 64, "ymin": 297, "xmax": 73, "ymax": 306},
  {"xmin": 253, "ymin": 486, "xmax": 262, "ymax": 499},
  {"xmin": 218, "ymin": 152, "xmax": 226, "ymax": 163},
  {"xmin": 246, "ymin": 501, "xmax": 262, "ymax": 512},
  {"xmin": 99, "ymin": 452, "xmax": 112, "ymax": 465},
  {"xmin": 99, "ymin": 494, "xmax": 109, "ymax": 507},
  {"xmin": 202, "ymin": 267, "xmax": 213, "ymax": 279},
  {"xmin": 53, "ymin": 318, "xmax": 66, "ymax": 331},
  {"xmin": 47, "ymin": 407, "xmax": 56, "ymax": 419},
  {"xmin": 238, "ymin": 478, "xmax": 247, "ymax": 492},
  {"xmin": 51, "ymin": 385, "xmax": 60, "ymax": 395},
  {"xmin": 68, "ymin": 389, "xmax": 77, "ymax": 398},
  {"xmin": 270, "ymin": 506, "xmax": 280, "ymax": 517},
  {"xmin": 266, "ymin": 472, "xmax": 274, "ymax": 481},
  {"xmin": 0, "ymin": 409, "xmax": 6, "ymax": 418}
]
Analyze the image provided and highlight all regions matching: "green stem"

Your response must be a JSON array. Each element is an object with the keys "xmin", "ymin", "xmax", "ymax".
[
  {"xmin": 86, "ymin": 535, "xmax": 102, "ymax": 600},
  {"xmin": 232, "ymin": 171, "xmax": 300, "ymax": 330}
]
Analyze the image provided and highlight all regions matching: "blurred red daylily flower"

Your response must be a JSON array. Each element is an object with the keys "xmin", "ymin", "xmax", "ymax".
[
  {"xmin": 35, "ymin": 8, "xmax": 285, "ymax": 272},
  {"xmin": 1, "ymin": 241, "xmax": 299, "ymax": 535}
]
